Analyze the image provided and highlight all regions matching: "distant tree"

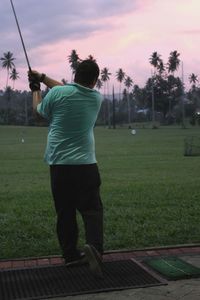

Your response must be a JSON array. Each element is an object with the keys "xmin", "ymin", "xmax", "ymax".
[
  {"xmin": 68, "ymin": 50, "xmax": 80, "ymax": 79},
  {"xmin": 144, "ymin": 73, "xmax": 183, "ymax": 120},
  {"xmin": 101, "ymin": 67, "xmax": 111, "ymax": 126},
  {"xmin": 4, "ymin": 86, "xmax": 12, "ymax": 124},
  {"xmin": 149, "ymin": 51, "xmax": 165, "ymax": 75},
  {"xmin": 189, "ymin": 73, "xmax": 198, "ymax": 88},
  {"xmin": 166, "ymin": 51, "xmax": 181, "ymax": 117},
  {"xmin": 167, "ymin": 50, "xmax": 180, "ymax": 74},
  {"xmin": 116, "ymin": 68, "xmax": 126, "ymax": 100},
  {"xmin": 10, "ymin": 68, "xmax": 19, "ymax": 89},
  {"xmin": 124, "ymin": 76, "xmax": 133, "ymax": 127},
  {"xmin": 188, "ymin": 73, "xmax": 199, "ymax": 114},
  {"xmin": 149, "ymin": 52, "xmax": 162, "ymax": 126},
  {"xmin": 148, "ymin": 50, "xmax": 183, "ymax": 124},
  {"xmin": 0, "ymin": 51, "xmax": 16, "ymax": 88},
  {"xmin": 157, "ymin": 60, "xmax": 165, "ymax": 75},
  {"xmin": 124, "ymin": 76, "xmax": 133, "ymax": 90},
  {"xmin": 96, "ymin": 78, "xmax": 103, "ymax": 90},
  {"xmin": 101, "ymin": 67, "xmax": 111, "ymax": 83},
  {"xmin": 133, "ymin": 84, "xmax": 145, "ymax": 109},
  {"xmin": 149, "ymin": 52, "xmax": 161, "ymax": 70}
]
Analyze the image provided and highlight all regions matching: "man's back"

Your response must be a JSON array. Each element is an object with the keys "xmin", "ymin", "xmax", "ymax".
[{"xmin": 37, "ymin": 83, "xmax": 102, "ymax": 165}]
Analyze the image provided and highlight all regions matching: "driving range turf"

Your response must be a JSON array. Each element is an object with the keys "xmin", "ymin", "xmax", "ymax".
[{"xmin": 0, "ymin": 125, "xmax": 200, "ymax": 259}]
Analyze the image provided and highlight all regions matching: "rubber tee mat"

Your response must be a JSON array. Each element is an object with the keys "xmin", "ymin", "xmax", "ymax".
[
  {"xmin": 0, "ymin": 259, "xmax": 166, "ymax": 300},
  {"xmin": 143, "ymin": 256, "xmax": 200, "ymax": 280}
]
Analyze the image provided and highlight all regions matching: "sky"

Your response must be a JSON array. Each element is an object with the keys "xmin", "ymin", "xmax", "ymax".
[{"xmin": 0, "ymin": 0, "xmax": 199, "ymax": 92}]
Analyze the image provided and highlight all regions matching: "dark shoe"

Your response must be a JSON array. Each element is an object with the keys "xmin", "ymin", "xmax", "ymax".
[
  {"xmin": 65, "ymin": 252, "xmax": 88, "ymax": 267},
  {"xmin": 84, "ymin": 244, "xmax": 103, "ymax": 278}
]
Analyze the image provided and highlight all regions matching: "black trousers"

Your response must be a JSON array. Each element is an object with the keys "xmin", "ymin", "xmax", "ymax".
[{"xmin": 50, "ymin": 164, "xmax": 103, "ymax": 259}]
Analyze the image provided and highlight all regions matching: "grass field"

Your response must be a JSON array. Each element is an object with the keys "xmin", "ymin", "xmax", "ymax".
[{"xmin": 0, "ymin": 125, "xmax": 200, "ymax": 259}]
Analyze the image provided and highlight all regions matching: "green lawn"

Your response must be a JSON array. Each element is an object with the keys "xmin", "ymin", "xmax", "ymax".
[{"xmin": 0, "ymin": 125, "xmax": 200, "ymax": 259}]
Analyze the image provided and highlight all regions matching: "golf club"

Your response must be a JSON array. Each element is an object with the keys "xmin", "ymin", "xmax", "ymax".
[{"xmin": 10, "ymin": 0, "xmax": 32, "ymax": 71}]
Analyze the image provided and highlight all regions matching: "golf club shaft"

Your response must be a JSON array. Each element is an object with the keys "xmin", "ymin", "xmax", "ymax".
[{"xmin": 10, "ymin": 0, "xmax": 32, "ymax": 71}]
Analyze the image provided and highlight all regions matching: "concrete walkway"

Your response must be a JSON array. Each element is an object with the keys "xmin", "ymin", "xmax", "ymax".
[
  {"xmin": 59, "ymin": 254, "xmax": 200, "ymax": 300},
  {"xmin": 1, "ymin": 245, "xmax": 200, "ymax": 300}
]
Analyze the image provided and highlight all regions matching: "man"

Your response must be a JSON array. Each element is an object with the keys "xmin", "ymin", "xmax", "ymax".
[{"xmin": 28, "ymin": 60, "xmax": 103, "ymax": 277}]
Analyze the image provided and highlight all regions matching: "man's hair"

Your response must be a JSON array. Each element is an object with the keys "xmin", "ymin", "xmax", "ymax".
[{"xmin": 74, "ymin": 59, "xmax": 100, "ymax": 86}]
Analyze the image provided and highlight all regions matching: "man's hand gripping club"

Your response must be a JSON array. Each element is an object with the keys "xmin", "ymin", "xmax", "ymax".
[{"xmin": 28, "ymin": 70, "xmax": 63, "ymax": 114}]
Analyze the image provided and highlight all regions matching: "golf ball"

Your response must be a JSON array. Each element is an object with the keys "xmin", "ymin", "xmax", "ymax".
[{"xmin": 131, "ymin": 129, "xmax": 136, "ymax": 135}]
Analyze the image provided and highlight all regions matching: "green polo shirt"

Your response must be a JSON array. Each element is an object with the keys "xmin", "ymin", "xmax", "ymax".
[{"xmin": 37, "ymin": 83, "xmax": 102, "ymax": 165}]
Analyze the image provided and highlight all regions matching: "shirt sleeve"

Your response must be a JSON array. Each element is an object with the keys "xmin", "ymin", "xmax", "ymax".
[{"xmin": 37, "ymin": 87, "xmax": 55, "ymax": 119}]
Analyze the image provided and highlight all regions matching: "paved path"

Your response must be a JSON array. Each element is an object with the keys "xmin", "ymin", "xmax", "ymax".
[
  {"xmin": 56, "ymin": 254, "xmax": 200, "ymax": 300},
  {"xmin": 1, "ymin": 245, "xmax": 200, "ymax": 300}
]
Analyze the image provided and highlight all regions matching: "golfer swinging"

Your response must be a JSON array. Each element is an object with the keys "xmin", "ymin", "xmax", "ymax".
[{"xmin": 28, "ymin": 59, "xmax": 103, "ymax": 278}]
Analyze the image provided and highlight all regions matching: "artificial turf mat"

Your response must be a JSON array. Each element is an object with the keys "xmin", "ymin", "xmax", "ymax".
[{"xmin": 143, "ymin": 256, "xmax": 200, "ymax": 280}]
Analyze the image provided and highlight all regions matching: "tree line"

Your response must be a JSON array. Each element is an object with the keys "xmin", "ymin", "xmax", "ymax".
[{"xmin": 0, "ymin": 50, "xmax": 200, "ymax": 126}]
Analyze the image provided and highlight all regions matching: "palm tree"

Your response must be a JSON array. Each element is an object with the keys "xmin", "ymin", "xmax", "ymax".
[
  {"xmin": 68, "ymin": 50, "xmax": 80, "ymax": 79},
  {"xmin": 10, "ymin": 68, "xmax": 19, "ymax": 89},
  {"xmin": 189, "ymin": 73, "xmax": 199, "ymax": 114},
  {"xmin": 124, "ymin": 76, "xmax": 133, "ymax": 127},
  {"xmin": 149, "ymin": 51, "xmax": 165, "ymax": 75},
  {"xmin": 116, "ymin": 68, "xmax": 126, "ymax": 100},
  {"xmin": 4, "ymin": 86, "xmax": 12, "ymax": 124},
  {"xmin": 189, "ymin": 73, "xmax": 198, "ymax": 87},
  {"xmin": 1, "ymin": 51, "xmax": 16, "ymax": 88},
  {"xmin": 124, "ymin": 76, "xmax": 133, "ymax": 90},
  {"xmin": 167, "ymin": 50, "xmax": 180, "ymax": 74},
  {"xmin": 96, "ymin": 78, "xmax": 103, "ymax": 90},
  {"xmin": 101, "ymin": 67, "xmax": 111, "ymax": 84},
  {"xmin": 112, "ymin": 85, "xmax": 116, "ymax": 129},
  {"xmin": 149, "ymin": 52, "xmax": 162, "ymax": 128},
  {"xmin": 101, "ymin": 67, "xmax": 111, "ymax": 126},
  {"xmin": 157, "ymin": 60, "xmax": 165, "ymax": 75},
  {"xmin": 149, "ymin": 52, "xmax": 161, "ymax": 70},
  {"xmin": 167, "ymin": 51, "xmax": 181, "ymax": 121}
]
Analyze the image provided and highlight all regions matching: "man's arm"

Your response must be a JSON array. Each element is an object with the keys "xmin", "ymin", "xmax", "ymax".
[
  {"xmin": 28, "ymin": 70, "xmax": 63, "ymax": 121},
  {"xmin": 32, "ymin": 90, "xmax": 42, "ymax": 113},
  {"xmin": 42, "ymin": 74, "xmax": 63, "ymax": 88},
  {"xmin": 30, "ymin": 70, "xmax": 63, "ymax": 88},
  {"xmin": 32, "ymin": 90, "xmax": 46, "ymax": 122}
]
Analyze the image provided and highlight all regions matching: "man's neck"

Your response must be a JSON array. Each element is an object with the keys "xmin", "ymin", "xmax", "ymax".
[{"xmin": 75, "ymin": 81, "xmax": 95, "ymax": 89}]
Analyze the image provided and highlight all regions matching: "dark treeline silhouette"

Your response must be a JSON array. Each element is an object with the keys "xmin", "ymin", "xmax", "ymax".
[
  {"xmin": 1, "ymin": 49, "xmax": 200, "ymax": 127},
  {"xmin": 0, "ymin": 82, "xmax": 200, "ymax": 127}
]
